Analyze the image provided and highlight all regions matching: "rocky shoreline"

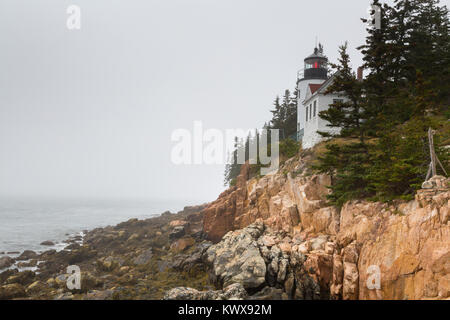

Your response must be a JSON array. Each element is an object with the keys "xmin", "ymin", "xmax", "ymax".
[
  {"xmin": 0, "ymin": 204, "xmax": 214, "ymax": 300},
  {"xmin": 0, "ymin": 154, "xmax": 449, "ymax": 300}
]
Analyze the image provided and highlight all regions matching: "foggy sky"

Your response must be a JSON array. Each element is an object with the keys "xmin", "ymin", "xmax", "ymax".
[{"xmin": 1, "ymin": 0, "xmax": 427, "ymax": 204}]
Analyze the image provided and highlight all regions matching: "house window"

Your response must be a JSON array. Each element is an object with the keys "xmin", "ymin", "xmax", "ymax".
[
  {"xmin": 306, "ymin": 106, "xmax": 308, "ymax": 122},
  {"xmin": 309, "ymin": 104, "xmax": 312, "ymax": 120},
  {"xmin": 313, "ymin": 101, "xmax": 317, "ymax": 117}
]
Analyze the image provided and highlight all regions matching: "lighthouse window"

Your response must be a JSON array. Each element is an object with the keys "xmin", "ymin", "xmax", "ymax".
[{"xmin": 314, "ymin": 62, "xmax": 318, "ymax": 69}]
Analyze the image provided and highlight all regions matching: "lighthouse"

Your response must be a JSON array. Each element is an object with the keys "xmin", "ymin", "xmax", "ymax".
[
  {"xmin": 296, "ymin": 45, "xmax": 328, "ymax": 141},
  {"xmin": 296, "ymin": 44, "xmax": 344, "ymax": 149}
]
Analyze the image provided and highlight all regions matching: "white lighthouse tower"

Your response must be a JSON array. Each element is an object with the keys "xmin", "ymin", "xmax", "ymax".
[{"xmin": 296, "ymin": 45, "xmax": 329, "ymax": 142}]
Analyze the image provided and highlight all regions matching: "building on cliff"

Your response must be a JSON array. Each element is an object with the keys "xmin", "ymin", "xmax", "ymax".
[{"xmin": 296, "ymin": 45, "xmax": 349, "ymax": 149}]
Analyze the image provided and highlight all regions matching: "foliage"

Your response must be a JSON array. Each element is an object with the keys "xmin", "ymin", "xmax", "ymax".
[
  {"xmin": 224, "ymin": 88, "xmax": 299, "ymax": 186},
  {"xmin": 279, "ymin": 138, "xmax": 300, "ymax": 159},
  {"xmin": 269, "ymin": 90, "xmax": 298, "ymax": 139},
  {"xmin": 315, "ymin": 0, "xmax": 450, "ymax": 205}
]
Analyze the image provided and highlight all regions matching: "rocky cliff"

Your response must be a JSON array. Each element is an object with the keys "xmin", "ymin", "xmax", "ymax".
[
  {"xmin": 199, "ymin": 154, "xmax": 449, "ymax": 300},
  {"xmin": 1, "ymin": 154, "xmax": 448, "ymax": 300}
]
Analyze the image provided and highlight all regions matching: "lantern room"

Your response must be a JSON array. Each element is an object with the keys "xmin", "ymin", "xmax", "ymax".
[{"xmin": 303, "ymin": 45, "xmax": 328, "ymax": 80}]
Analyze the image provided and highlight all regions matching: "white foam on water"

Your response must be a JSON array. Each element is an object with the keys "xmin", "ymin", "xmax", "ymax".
[{"xmin": 0, "ymin": 197, "xmax": 188, "ymax": 255}]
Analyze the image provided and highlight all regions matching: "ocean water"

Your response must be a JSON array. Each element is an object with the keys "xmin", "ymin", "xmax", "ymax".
[{"xmin": 0, "ymin": 197, "xmax": 188, "ymax": 255}]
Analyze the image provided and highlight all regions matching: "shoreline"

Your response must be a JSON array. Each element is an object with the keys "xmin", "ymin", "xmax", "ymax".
[{"xmin": 0, "ymin": 204, "xmax": 210, "ymax": 300}]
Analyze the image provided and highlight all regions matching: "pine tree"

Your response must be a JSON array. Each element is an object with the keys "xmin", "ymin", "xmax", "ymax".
[
  {"xmin": 366, "ymin": 0, "xmax": 450, "ymax": 199},
  {"xmin": 315, "ymin": 0, "xmax": 450, "ymax": 204},
  {"xmin": 223, "ymin": 137, "xmax": 244, "ymax": 186},
  {"xmin": 269, "ymin": 89, "xmax": 298, "ymax": 140},
  {"xmin": 315, "ymin": 43, "xmax": 372, "ymax": 206},
  {"xmin": 284, "ymin": 89, "xmax": 298, "ymax": 138},
  {"xmin": 269, "ymin": 96, "xmax": 283, "ymax": 131},
  {"xmin": 319, "ymin": 43, "xmax": 367, "ymax": 140}
]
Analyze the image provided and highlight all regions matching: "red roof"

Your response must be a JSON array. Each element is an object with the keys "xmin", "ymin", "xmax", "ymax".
[{"xmin": 309, "ymin": 83, "xmax": 323, "ymax": 94}]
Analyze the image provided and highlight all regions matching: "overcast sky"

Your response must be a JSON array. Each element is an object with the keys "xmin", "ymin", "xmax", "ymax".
[{"xmin": 2, "ymin": 0, "xmax": 441, "ymax": 204}]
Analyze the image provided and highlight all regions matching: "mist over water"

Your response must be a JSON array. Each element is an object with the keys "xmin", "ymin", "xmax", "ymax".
[
  {"xmin": 0, "ymin": 197, "xmax": 189, "ymax": 254},
  {"xmin": 0, "ymin": 0, "xmax": 372, "ymax": 257}
]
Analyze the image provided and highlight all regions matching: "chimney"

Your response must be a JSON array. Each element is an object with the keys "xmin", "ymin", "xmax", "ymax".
[{"xmin": 357, "ymin": 67, "xmax": 364, "ymax": 81}]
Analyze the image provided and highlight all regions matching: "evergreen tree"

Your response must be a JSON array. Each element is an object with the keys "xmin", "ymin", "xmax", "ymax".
[
  {"xmin": 316, "ymin": 0, "xmax": 450, "ymax": 205},
  {"xmin": 315, "ymin": 43, "xmax": 373, "ymax": 206},
  {"xmin": 269, "ymin": 89, "xmax": 298, "ymax": 140},
  {"xmin": 284, "ymin": 89, "xmax": 299, "ymax": 138},
  {"xmin": 269, "ymin": 96, "xmax": 283, "ymax": 130},
  {"xmin": 223, "ymin": 137, "xmax": 244, "ymax": 186}
]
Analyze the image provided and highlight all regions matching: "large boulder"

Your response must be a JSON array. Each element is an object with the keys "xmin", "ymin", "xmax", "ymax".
[
  {"xmin": 133, "ymin": 248, "xmax": 153, "ymax": 265},
  {"xmin": 169, "ymin": 226, "xmax": 186, "ymax": 240},
  {"xmin": 40, "ymin": 240, "xmax": 55, "ymax": 246},
  {"xmin": 0, "ymin": 257, "xmax": 14, "ymax": 269},
  {"xmin": 204, "ymin": 223, "xmax": 266, "ymax": 290},
  {"xmin": 17, "ymin": 250, "xmax": 38, "ymax": 261}
]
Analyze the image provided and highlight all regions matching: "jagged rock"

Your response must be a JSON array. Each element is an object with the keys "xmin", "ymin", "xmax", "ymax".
[
  {"xmin": 310, "ymin": 235, "xmax": 328, "ymax": 251},
  {"xmin": 79, "ymin": 272, "xmax": 104, "ymax": 293},
  {"xmin": 277, "ymin": 258, "xmax": 288, "ymax": 283},
  {"xmin": 205, "ymin": 223, "xmax": 266, "ymax": 290},
  {"xmin": 164, "ymin": 283, "xmax": 248, "ymax": 300},
  {"xmin": 17, "ymin": 260, "xmax": 37, "ymax": 269},
  {"xmin": 172, "ymin": 241, "xmax": 211, "ymax": 272},
  {"xmin": 169, "ymin": 226, "xmax": 186, "ymax": 240},
  {"xmin": 267, "ymin": 256, "xmax": 279, "ymax": 287},
  {"xmin": 40, "ymin": 241, "xmax": 55, "ymax": 246},
  {"xmin": 260, "ymin": 235, "xmax": 277, "ymax": 247},
  {"xmin": 7, "ymin": 153, "xmax": 447, "ymax": 301},
  {"xmin": 133, "ymin": 249, "xmax": 153, "ymax": 265},
  {"xmin": 336, "ymin": 190, "xmax": 450, "ymax": 300},
  {"xmin": 284, "ymin": 272, "xmax": 296, "ymax": 299},
  {"xmin": 324, "ymin": 242, "xmax": 335, "ymax": 255},
  {"xmin": 170, "ymin": 237, "xmax": 195, "ymax": 252},
  {"xmin": 343, "ymin": 262, "xmax": 359, "ymax": 300},
  {"xmin": 0, "ymin": 257, "xmax": 14, "ymax": 269},
  {"xmin": 303, "ymin": 251, "xmax": 333, "ymax": 298},
  {"xmin": 293, "ymin": 270, "xmax": 321, "ymax": 300},
  {"xmin": 279, "ymin": 242, "xmax": 292, "ymax": 254},
  {"xmin": 16, "ymin": 250, "xmax": 38, "ymax": 261},
  {"xmin": 169, "ymin": 220, "xmax": 188, "ymax": 228},
  {"xmin": 330, "ymin": 254, "xmax": 343, "ymax": 299}
]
